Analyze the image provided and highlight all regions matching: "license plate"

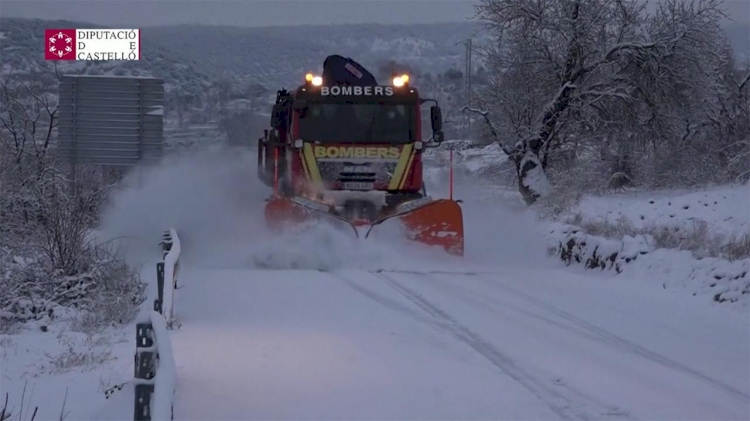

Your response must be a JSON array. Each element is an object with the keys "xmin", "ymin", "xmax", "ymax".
[{"xmin": 342, "ymin": 182, "xmax": 373, "ymax": 190}]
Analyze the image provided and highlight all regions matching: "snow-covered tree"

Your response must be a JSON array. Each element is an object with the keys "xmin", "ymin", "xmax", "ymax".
[
  {"xmin": 471, "ymin": 0, "xmax": 742, "ymax": 204},
  {"xmin": 0, "ymin": 70, "xmax": 144, "ymax": 330}
]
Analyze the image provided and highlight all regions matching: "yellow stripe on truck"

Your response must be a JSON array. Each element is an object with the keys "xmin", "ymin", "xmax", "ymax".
[
  {"xmin": 299, "ymin": 150, "xmax": 310, "ymax": 178},
  {"xmin": 389, "ymin": 144, "xmax": 413, "ymax": 190},
  {"xmin": 302, "ymin": 143, "xmax": 322, "ymax": 183},
  {"xmin": 398, "ymin": 149, "xmax": 416, "ymax": 190}
]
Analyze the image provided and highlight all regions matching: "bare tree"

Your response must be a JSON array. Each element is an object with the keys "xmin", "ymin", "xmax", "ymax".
[
  {"xmin": 711, "ymin": 63, "xmax": 750, "ymax": 183},
  {"xmin": 0, "ymin": 69, "xmax": 58, "ymax": 169},
  {"xmin": 0, "ymin": 70, "xmax": 60, "ymax": 238},
  {"xmin": 419, "ymin": 69, "xmax": 474, "ymax": 139}
]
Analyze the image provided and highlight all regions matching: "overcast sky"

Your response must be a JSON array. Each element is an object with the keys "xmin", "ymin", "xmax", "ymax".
[{"xmin": 1, "ymin": 0, "xmax": 748, "ymax": 27}]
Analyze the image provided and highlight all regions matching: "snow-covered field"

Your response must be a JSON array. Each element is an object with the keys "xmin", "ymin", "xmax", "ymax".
[
  {"xmin": 565, "ymin": 184, "xmax": 749, "ymax": 240},
  {"xmin": 0, "ymin": 326, "xmax": 134, "ymax": 420},
  {"xmin": 2, "ymin": 145, "xmax": 748, "ymax": 420}
]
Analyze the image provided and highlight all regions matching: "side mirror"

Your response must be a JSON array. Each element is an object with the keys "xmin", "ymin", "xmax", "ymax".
[
  {"xmin": 430, "ymin": 106, "xmax": 443, "ymax": 132},
  {"xmin": 270, "ymin": 104, "xmax": 284, "ymax": 129},
  {"xmin": 292, "ymin": 100, "xmax": 308, "ymax": 111},
  {"xmin": 434, "ymin": 129, "xmax": 445, "ymax": 144}
]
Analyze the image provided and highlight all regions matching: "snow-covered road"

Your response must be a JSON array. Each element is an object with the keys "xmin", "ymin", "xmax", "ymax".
[
  {"xmin": 170, "ymin": 265, "xmax": 749, "ymax": 420},
  {"xmin": 89, "ymin": 148, "xmax": 748, "ymax": 420}
]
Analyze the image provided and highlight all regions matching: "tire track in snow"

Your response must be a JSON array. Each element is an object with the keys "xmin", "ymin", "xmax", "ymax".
[
  {"xmin": 473, "ymin": 275, "xmax": 750, "ymax": 405},
  {"xmin": 409, "ymin": 274, "xmax": 621, "ymax": 352},
  {"xmin": 332, "ymin": 273, "xmax": 434, "ymax": 324},
  {"xmin": 369, "ymin": 272, "xmax": 634, "ymax": 421}
]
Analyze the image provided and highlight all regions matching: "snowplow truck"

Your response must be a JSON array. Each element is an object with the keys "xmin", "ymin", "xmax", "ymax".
[{"xmin": 257, "ymin": 55, "xmax": 464, "ymax": 256}]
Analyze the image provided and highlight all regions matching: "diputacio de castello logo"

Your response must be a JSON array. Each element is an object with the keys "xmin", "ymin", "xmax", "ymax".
[
  {"xmin": 44, "ymin": 29, "xmax": 141, "ymax": 61},
  {"xmin": 45, "ymin": 29, "xmax": 76, "ymax": 59}
]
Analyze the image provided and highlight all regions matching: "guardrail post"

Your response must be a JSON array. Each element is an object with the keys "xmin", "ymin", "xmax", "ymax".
[
  {"xmin": 154, "ymin": 262, "xmax": 165, "ymax": 314},
  {"xmin": 134, "ymin": 322, "xmax": 156, "ymax": 421}
]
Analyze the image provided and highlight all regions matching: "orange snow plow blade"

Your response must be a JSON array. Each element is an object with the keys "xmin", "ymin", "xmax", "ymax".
[
  {"xmin": 264, "ymin": 195, "xmax": 355, "ymax": 233},
  {"xmin": 364, "ymin": 198, "xmax": 464, "ymax": 256},
  {"xmin": 264, "ymin": 196, "xmax": 316, "ymax": 232},
  {"xmin": 264, "ymin": 195, "xmax": 464, "ymax": 256},
  {"xmin": 396, "ymin": 199, "xmax": 464, "ymax": 256}
]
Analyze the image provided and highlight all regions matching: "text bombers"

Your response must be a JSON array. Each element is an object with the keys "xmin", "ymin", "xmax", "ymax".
[{"xmin": 320, "ymin": 86, "xmax": 394, "ymax": 96}]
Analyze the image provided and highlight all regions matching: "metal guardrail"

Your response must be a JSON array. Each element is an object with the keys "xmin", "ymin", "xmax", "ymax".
[{"xmin": 134, "ymin": 229, "xmax": 180, "ymax": 421}]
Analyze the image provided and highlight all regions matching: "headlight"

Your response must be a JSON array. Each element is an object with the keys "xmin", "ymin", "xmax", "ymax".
[{"xmin": 392, "ymin": 74, "xmax": 409, "ymax": 87}]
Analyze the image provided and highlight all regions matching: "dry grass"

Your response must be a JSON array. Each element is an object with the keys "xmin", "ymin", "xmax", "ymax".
[
  {"xmin": 1, "ymin": 384, "xmax": 37, "ymax": 421},
  {"xmin": 43, "ymin": 334, "xmax": 114, "ymax": 375},
  {"xmin": 565, "ymin": 214, "xmax": 750, "ymax": 261},
  {"xmin": 534, "ymin": 187, "xmax": 585, "ymax": 219},
  {"xmin": 724, "ymin": 232, "xmax": 750, "ymax": 261},
  {"xmin": 0, "ymin": 385, "xmax": 70, "ymax": 421}
]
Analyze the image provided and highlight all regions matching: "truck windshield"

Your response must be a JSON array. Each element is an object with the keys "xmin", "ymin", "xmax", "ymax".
[{"xmin": 298, "ymin": 102, "xmax": 413, "ymax": 143}]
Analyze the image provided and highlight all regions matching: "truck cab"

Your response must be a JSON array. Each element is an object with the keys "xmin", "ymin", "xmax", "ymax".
[{"xmin": 258, "ymin": 57, "xmax": 445, "ymax": 215}]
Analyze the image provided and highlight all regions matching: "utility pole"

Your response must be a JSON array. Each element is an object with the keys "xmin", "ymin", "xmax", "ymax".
[{"xmin": 464, "ymin": 38, "xmax": 472, "ymax": 134}]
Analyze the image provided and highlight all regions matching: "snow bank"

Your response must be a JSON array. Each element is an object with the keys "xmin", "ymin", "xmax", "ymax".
[
  {"xmin": 548, "ymin": 223, "xmax": 750, "ymax": 307},
  {"xmin": 161, "ymin": 229, "xmax": 180, "ymax": 323},
  {"xmin": 630, "ymin": 249, "xmax": 750, "ymax": 304},
  {"xmin": 544, "ymin": 183, "xmax": 749, "ymax": 308},
  {"xmin": 547, "ymin": 223, "xmax": 652, "ymax": 271},
  {"xmin": 147, "ymin": 230, "xmax": 181, "ymax": 420}
]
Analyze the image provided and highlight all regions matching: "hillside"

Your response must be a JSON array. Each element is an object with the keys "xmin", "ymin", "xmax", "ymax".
[
  {"xmin": 142, "ymin": 22, "xmax": 484, "ymax": 88},
  {"xmin": 2, "ymin": 17, "xmax": 746, "ymax": 91},
  {"xmin": 0, "ymin": 18, "xmax": 481, "ymax": 89}
]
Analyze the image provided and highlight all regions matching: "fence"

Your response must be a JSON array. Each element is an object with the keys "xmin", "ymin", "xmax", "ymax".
[{"xmin": 134, "ymin": 229, "xmax": 181, "ymax": 421}]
